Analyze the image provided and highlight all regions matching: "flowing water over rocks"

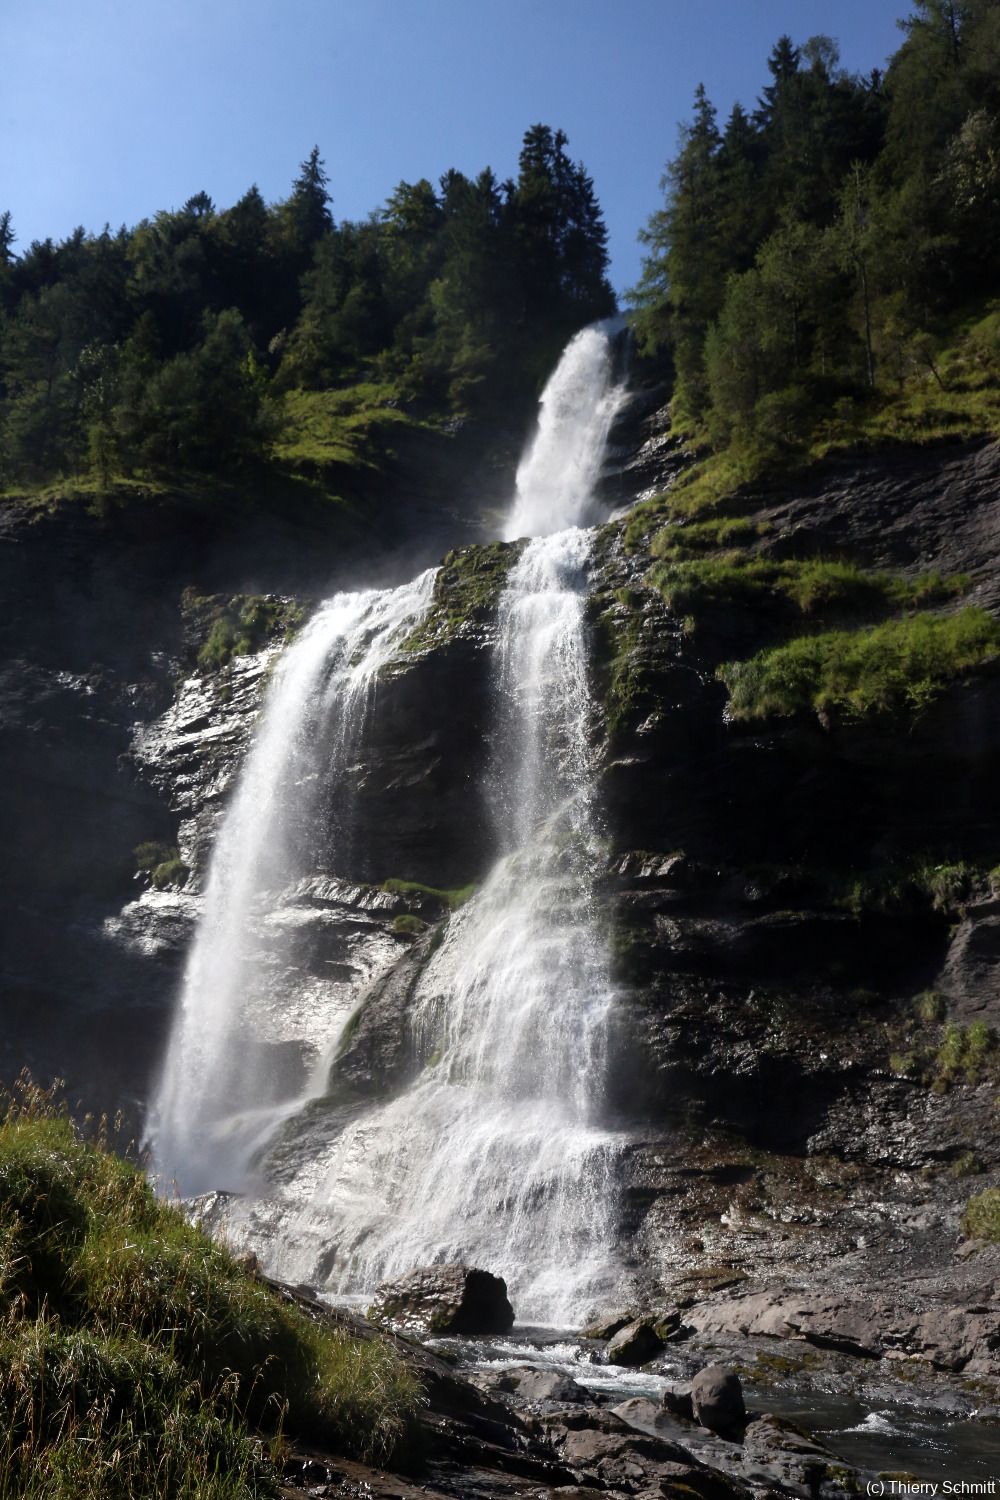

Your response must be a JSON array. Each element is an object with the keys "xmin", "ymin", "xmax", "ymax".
[
  {"xmin": 249, "ymin": 528, "xmax": 623, "ymax": 1322},
  {"xmin": 149, "ymin": 570, "xmax": 438, "ymax": 1194},
  {"xmin": 150, "ymin": 321, "xmax": 630, "ymax": 1323},
  {"xmin": 504, "ymin": 318, "xmax": 627, "ymax": 542}
]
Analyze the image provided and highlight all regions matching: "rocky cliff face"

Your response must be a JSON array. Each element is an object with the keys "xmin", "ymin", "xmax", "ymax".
[{"xmin": 2, "ymin": 402, "xmax": 999, "ymax": 1381}]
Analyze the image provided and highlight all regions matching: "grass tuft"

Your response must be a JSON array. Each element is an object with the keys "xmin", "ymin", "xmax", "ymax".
[
  {"xmin": 653, "ymin": 554, "xmax": 965, "ymax": 621},
  {"xmin": 962, "ymin": 1187, "xmax": 1000, "ymax": 1243}
]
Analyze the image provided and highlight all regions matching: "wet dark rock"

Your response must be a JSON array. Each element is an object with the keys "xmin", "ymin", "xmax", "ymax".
[
  {"xmin": 501, "ymin": 1367, "xmax": 594, "ymax": 1405},
  {"xmin": 662, "ymin": 1383, "xmax": 695, "ymax": 1421},
  {"xmin": 606, "ymin": 1316, "xmax": 665, "ymax": 1365},
  {"xmin": 741, "ymin": 1413, "xmax": 854, "ymax": 1499},
  {"xmin": 330, "ymin": 922, "xmax": 444, "ymax": 1096},
  {"xmin": 938, "ymin": 901, "xmax": 1000, "ymax": 1025},
  {"xmin": 368, "ymin": 1264, "xmax": 515, "ymax": 1336},
  {"xmin": 580, "ymin": 1310, "xmax": 635, "ymax": 1341},
  {"xmin": 690, "ymin": 1366, "xmax": 746, "ymax": 1436}
]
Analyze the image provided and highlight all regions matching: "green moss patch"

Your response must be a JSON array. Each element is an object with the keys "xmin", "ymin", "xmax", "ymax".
[
  {"xmin": 962, "ymin": 1188, "xmax": 1000, "ymax": 1242},
  {"xmin": 718, "ymin": 607, "xmax": 1000, "ymax": 721},
  {"xmin": 134, "ymin": 841, "xmax": 189, "ymax": 891},
  {"xmin": 653, "ymin": 554, "xmax": 965, "ymax": 621},
  {"xmin": 400, "ymin": 540, "xmax": 524, "ymax": 655},
  {"xmin": 183, "ymin": 589, "xmax": 305, "ymax": 672},
  {"xmin": 382, "ymin": 877, "xmax": 475, "ymax": 910}
]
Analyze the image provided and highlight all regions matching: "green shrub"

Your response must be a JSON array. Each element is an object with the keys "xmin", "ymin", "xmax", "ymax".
[
  {"xmin": 392, "ymin": 914, "xmax": 427, "ymax": 937},
  {"xmin": 923, "ymin": 862, "xmax": 974, "ymax": 912},
  {"xmin": 915, "ymin": 990, "xmax": 947, "ymax": 1024},
  {"xmin": 934, "ymin": 1021, "xmax": 995, "ymax": 1089},
  {"xmin": 191, "ymin": 594, "xmax": 304, "ymax": 672},
  {"xmin": 0, "ymin": 1079, "xmax": 422, "ymax": 1497},
  {"xmin": 382, "ymin": 877, "xmax": 474, "ymax": 910},
  {"xmin": 653, "ymin": 554, "xmax": 964, "ymax": 620},
  {"xmin": 134, "ymin": 842, "xmax": 189, "ymax": 890},
  {"xmin": 650, "ymin": 515, "xmax": 761, "ymax": 560},
  {"xmin": 718, "ymin": 608, "xmax": 1000, "ymax": 721},
  {"xmin": 961, "ymin": 1187, "xmax": 1000, "ymax": 1242}
]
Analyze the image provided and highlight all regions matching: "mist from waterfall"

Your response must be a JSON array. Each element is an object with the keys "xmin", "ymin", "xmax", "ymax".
[{"xmin": 149, "ymin": 571, "xmax": 436, "ymax": 1195}]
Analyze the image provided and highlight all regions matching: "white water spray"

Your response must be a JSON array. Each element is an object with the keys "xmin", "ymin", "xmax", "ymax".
[
  {"xmin": 151, "ymin": 318, "xmax": 629, "ymax": 1323},
  {"xmin": 504, "ymin": 318, "xmax": 627, "ymax": 541},
  {"xmin": 237, "ymin": 320, "xmax": 630, "ymax": 1321},
  {"xmin": 149, "ymin": 571, "xmax": 436, "ymax": 1194},
  {"xmin": 265, "ymin": 527, "xmax": 619, "ymax": 1320}
]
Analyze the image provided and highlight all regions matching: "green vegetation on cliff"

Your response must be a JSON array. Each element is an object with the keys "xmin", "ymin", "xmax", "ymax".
[
  {"xmin": 134, "ymin": 841, "xmax": 189, "ymax": 891},
  {"xmin": 718, "ymin": 606, "xmax": 1000, "ymax": 720},
  {"xmin": 181, "ymin": 588, "xmax": 304, "ymax": 672},
  {"xmin": 962, "ymin": 1187, "xmax": 1000, "ymax": 1242},
  {"xmin": 653, "ymin": 554, "xmax": 965, "ymax": 620},
  {"xmin": 382, "ymin": 877, "xmax": 475, "ymax": 910},
  {"xmin": 398, "ymin": 541, "xmax": 524, "ymax": 656},
  {"xmin": 0, "ymin": 1081, "xmax": 420, "ymax": 1498}
]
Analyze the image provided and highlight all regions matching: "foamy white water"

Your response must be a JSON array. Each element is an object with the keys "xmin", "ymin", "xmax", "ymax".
[
  {"xmin": 244, "ymin": 322, "xmax": 628, "ymax": 1321},
  {"xmin": 149, "ymin": 570, "xmax": 436, "ymax": 1194},
  {"xmin": 504, "ymin": 318, "xmax": 627, "ymax": 541},
  {"xmin": 267, "ymin": 528, "xmax": 620, "ymax": 1321}
]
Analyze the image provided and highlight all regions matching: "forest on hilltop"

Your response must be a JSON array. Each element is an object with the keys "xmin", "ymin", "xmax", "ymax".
[
  {"xmin": 2, "ymin": 1, "xmax": 999, "ymax": 504},
  {"xmin": 0, "ymin": 126, "xmax": 613, "ymax": 490},
  {"xmin": 632, "ymin": 0, "xmax": 1000, "ymax": 465}
]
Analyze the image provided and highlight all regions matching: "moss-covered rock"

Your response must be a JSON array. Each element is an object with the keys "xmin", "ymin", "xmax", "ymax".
[{"xmin": 399, "ymin": 539, "xmax": 525, "ymax": 657}]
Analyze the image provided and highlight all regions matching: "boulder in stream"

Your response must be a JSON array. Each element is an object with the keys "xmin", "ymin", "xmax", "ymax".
[
  {"xmin": 368, "ymin": 1263, "xmax": 515, "ymax": 1335},
  {"xmin": 606, "ymin": 1316, "xmax": 665, "ymax": 1365},
  {"xmin": 691, "ymin": 1364, "xmax": 747, "ymax": 1435}
]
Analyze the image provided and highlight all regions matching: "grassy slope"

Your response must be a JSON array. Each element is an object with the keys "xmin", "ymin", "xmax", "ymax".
[
  {"xmin": 0, "ymin": 1081, "xmax": 421, "ymax": 1499},
  {"xmin": 0, "ymin": 378, "xmax": 438, "ymax": 528},
  {"xmin": 627, "ymin": 302, "xmax": 1000, "ymax": 542},
  {"xmin": 622, "ymin": 303, "xmax": 1000, "ymax": 725}
]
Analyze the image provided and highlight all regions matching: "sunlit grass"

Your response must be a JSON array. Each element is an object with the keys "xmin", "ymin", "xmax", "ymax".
[
  {"xmin": 0, "ymin": 1078, "xmax": 422, "ymax": 1498},
  {"xmin": 718, "ymin": 607, "xmax": 1000, "ymax": 721}
]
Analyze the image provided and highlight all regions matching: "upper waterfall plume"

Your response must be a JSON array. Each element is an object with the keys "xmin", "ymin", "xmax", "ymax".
[
  {"xmin": 503, "ymin": 318, "xmax": 627, "ymax": 541},
  {"xmin": 149, "ymin": 571, "xmax": 436, "ymax": 1195}
]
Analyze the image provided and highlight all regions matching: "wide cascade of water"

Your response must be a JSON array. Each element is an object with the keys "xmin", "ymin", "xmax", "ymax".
[
  {"xmin": 150, "ymin": 317, "xmax": 629, "ymax": 1323},
  {"xmin": 149, "ymin": 570, "xmax": 437, "ymax": 1194},
  {"xmin": 268, "ymin": 526, "xmax": 620, "ymax": 1320}
]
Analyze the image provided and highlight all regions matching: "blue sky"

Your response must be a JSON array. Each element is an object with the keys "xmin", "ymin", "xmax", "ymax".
[{"xmin": 4, "ymin": 0, "xmax": 907, "ymax": 297}]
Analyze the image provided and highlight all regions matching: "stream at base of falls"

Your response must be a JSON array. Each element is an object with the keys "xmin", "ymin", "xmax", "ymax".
[{"xmin": 428, "ymin": 1327, "xmax": 1000, "ymax": 1484}]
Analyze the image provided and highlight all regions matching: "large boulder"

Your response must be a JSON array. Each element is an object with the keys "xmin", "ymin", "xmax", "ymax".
[
  {"xmin": 690, "ymin": 1365, "xmax": 746, "ymax": 1435},
  {"xmin": 368, "ymin": 1263, "xmax": 514, "ymax": 1335},
  {"xmin": 606, "ymin": 1317, "xmax": 664, "ymax": 1366}
]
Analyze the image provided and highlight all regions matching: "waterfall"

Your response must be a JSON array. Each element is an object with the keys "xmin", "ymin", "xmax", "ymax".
[
  {"xmin": 503, "ymin": 317, "xmax": 626, "ymax": 542},
  {"xmin": 149, "ymin": 570, "xmax": 437, "ymax": 1195},
  {"xmin": 235, "ymin": 321, "xmax": 629, "ymax": 1323},
  {"xmin": 151, "ymin": 317, "xmax": 628, "ymax": 1325}
]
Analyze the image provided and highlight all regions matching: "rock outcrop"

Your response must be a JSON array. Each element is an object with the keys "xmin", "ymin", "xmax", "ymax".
[{"xmin": 368, "ymin": 1264, "xmax": 515, "ymax": 1336}]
